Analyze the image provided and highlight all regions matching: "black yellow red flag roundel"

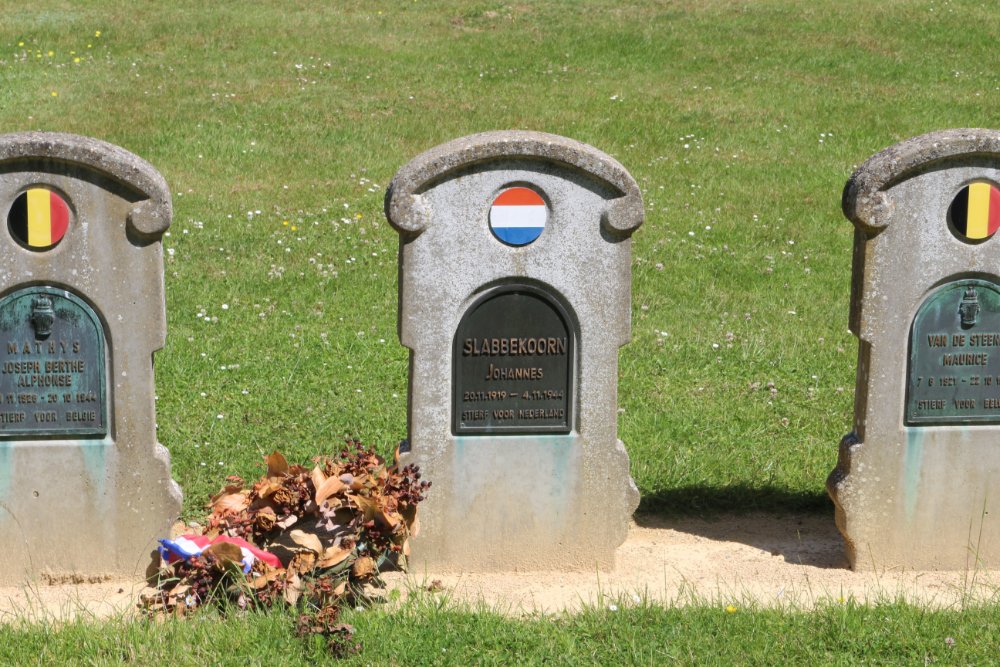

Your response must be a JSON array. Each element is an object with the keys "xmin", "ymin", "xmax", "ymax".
[
  {"xmin": 949, "ymin": 182, "xmax": 1000, "ymax": 241},
  {"xmin": 7, "ymin": 187, "xmax": 70, "ymax": 250}
]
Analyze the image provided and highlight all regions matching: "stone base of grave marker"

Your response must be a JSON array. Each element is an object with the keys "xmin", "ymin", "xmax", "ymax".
[
  {"xmin": 0, "ymin": 133, "xmax": 182, "ymax": 584},
  {"xmin": 828, "ymin": 129, "xmax": 1000, "ymax": 571},
  {"xmin": 387, "ymin": 132, "xmax": 642, "ymax": 571}
]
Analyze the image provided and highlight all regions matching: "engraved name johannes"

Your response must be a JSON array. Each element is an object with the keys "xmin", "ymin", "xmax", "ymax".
[{"xmin": 453, "ymin": 286, "xmax": 574, "ymax": 435}]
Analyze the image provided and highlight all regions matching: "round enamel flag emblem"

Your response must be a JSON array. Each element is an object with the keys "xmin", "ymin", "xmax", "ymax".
[
  {"xmin": 489, "ymin": 187, "xmax": 547, "ymax": 246},
  {"xmin": 8, "ymin": 187, "xmax": 71, "ymax": 250},
  {"xmin": 949, "ymin": 181, "xmax": 1000, "ymax": 242}
]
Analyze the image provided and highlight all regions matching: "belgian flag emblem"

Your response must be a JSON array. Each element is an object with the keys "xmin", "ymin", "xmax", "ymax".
[
  {"xmin": 949, "ymin": 182, "xmax": 1000, "ymax": 241},
  {"xmin": 7, "ymin": 187, "xmax": 70, "ymax": 250}
]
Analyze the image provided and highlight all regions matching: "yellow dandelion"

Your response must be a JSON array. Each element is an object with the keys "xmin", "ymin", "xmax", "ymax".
[
  {"xmin": 282, "ymin": 220, "xmax": 289, "ymax": 226},
  {"xmin": 18, "ymin": 41, "xmax": 24, "ymax": 47},
  {"xmin": 50, "ymin": 91, "xmax": 58, "ymax": 97},
  {"xmin": 354, "ymin": 213, "xmax": 362, "ymax": 219},
  {"xmin": 73, "ymin": 57, "xmax": 80, "ymax": 63},
  {"xmin": 290, "ymin": 225, "xmax": 297, "ymax": 231},
  {"xmin": 725, "ymin": 604, "xmax": 737, "ymax": 613},
  {"xmin": 94, "ymin": 30, "xmax": 101, "ymax": 37},
  {"xmin": 47, "ymin": 50, "xmax": 54, "ymax": 57},
  {"xmin": 87, "ymin": 43, "xmax": 92, "ymax": 48}
]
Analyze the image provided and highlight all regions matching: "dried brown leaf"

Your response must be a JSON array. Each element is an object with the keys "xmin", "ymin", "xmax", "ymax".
[
  {"xmin": 253, "ymin": 506, "xmax": 277, "ymax": 532},
  {"xmin": 317, "ymin": 546, "xmax": 352, "ymax": 568},
  {"xmin": 334, "ymin": 495, "xmax": 352, "ymax": 509},
  {"xmin": 251, "ymin": 567, "xmax": 284, "ymax": 589},
  {"xmin": 377, "ymin": 509, "xmax": 402, "ymax": 530},
  {"xmin": 349, "ymin": 494, "xmax": 379, "ymax": 521},
  {"xmin": 290, "ymin": 552, "xmax": 317, "ymax": 574},
  {"xmin": 255, "ymin": 479, "xmax": 284, "ymax": 499},
  {"xmin": 265, "ymin": 451, "xmax": 289, "ymax": 478},
  {"xmin": 209, "ymin": 491, "xmax": 250, "ymax": 515},
  {"xmin": 314, "ymin": 476, "xmax": 346, "ymax": 506},
  {"xmin": 310, "ymin": 465, "xmax": 327, "ymax": 491},
  {"xmin": 284, "ymin": 572, "xmax": 302, "ymax": 605},
  {"xmin": 205, "ymin": 541, "xmax": 244, "ymax": 565},
  {"xmin": 351, "ymin": 556, "xmax": 376, "ymax": 580},
  {"xmin": 289, "ymin": 529, "xmax": 324, "ymax": 554}
]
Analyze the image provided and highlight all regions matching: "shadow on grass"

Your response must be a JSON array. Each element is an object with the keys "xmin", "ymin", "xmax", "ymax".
[
  {"xmin": 635, "ymin": 485, "xmax": 848, "ymax": 570},
  {"xmin": 638, "ymin": 485, "xmax": 833, "ymax": 516}
]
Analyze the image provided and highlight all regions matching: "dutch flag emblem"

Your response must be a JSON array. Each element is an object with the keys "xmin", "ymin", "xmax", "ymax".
[{"xmin": 489, "ymin": 187, "xmax": 547, "ymax": 246}]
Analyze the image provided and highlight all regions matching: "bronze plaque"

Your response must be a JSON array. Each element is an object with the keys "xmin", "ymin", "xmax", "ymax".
[
  {"xmin": 0, "ymin": 286, "xmax": 107, "ymax": 438},
  {"xmin": 906, "ymin": 278, "xmax": 1000, "ymax": 425},
  {"xmin": 453, "ymin": 285, "xmax": 574, "ymax": 434}
]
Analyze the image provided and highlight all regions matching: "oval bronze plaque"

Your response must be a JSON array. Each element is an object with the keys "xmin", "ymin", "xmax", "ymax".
[
  {"xmin": 453, "ymin": 285, "xmax": 574, "ymax": 435},
  {"xmin": 0, "ymin": 286, "xmax": 107, "ymax": 438}
]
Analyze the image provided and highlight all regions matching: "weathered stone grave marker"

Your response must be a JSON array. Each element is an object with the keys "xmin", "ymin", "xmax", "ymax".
[
  {"xmin": 0, "ymin": 132, "xmax": 181, "ymax": 583},
  {"xmin": 386, "ymin": 131, "xmax": 642, "ymax": 570},
  {"xmin": 829, "ymin": 129, "xmax": 1000, "ymax": 570}
]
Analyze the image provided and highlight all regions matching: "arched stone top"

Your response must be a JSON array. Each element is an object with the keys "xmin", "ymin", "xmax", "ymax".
[
  {"xmin": 843, "ymin": 128, "xmax": 1000, "ymax": 234},
  {"xmin": 0, "ymin": 131, "xmax": 171, "ymax": 240},
  {"xmin": 385, "ymin": 130, "xmax": 643, "ymax": 237}
]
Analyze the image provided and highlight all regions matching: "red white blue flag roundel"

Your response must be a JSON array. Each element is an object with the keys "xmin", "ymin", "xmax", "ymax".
[{"xmin": 489, "ymin": 187, "xmax": 547, "ymax": 246}]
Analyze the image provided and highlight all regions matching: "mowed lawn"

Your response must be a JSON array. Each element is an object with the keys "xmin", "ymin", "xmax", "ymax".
[{"xmin": 2, "ymin": 0, "xmax": 1000, "ymax": 663}]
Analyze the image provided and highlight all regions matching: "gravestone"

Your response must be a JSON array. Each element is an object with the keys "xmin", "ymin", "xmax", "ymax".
[
  {"xmin": 0, "ymin": 132, "xmax": 181, "ymax": 583},
  {"xmin": 829, "ymin": 128, "xmax": 1000, "ymax": 570},
  {"xmin": 386, "ymin": 131, "xmax": 643, "ymax": 570}
]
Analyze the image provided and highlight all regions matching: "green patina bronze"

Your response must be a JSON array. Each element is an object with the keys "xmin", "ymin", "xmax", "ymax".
[
  {"xmin": 907, "ymin": 278, "xmax": 1000, "ymax": 425},
  {"xmin": 0, "ymin": 286, "xmax": 107, "ymax": 438}
]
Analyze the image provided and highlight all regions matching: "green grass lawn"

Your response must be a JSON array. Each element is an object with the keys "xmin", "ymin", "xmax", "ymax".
[
  {"xmin": 3, "ymin": 0, "xmax": 1000, "ymax": 661},
  {"xmin": 2, "ymin": 599, "xmax": 1000, "ymax": 665}
]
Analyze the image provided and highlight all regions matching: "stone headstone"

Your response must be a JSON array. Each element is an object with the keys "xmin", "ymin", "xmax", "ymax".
[
  {"xmin": 829, "ymin": 128, "xmax": 1000, "ymax": 570},
  {"xmin": 0, "ymin": 132, "xmax": 181, "ymax": 583},
  {"xmin": 386, "ymin": 131, "xmax": 642, "ymax": 570}
]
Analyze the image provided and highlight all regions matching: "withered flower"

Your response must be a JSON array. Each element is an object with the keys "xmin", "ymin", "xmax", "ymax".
[{"xmin": 253, "ymin": 508, "xmax": 276, "ymax": 532}]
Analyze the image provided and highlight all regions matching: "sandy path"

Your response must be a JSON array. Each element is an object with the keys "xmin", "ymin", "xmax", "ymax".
[
  {"xmin": 388, "ymin": 514, "xmax": 998, "ymax": 613},
  {"xmin": 2, "ymin": 513, "xmax": 997, "ymax": 621}
]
